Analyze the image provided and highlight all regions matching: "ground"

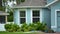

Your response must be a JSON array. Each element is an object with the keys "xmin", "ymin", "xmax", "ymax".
[{"xmin": 0, "ymin": 31, "xmax": 60, "ymax": 34}]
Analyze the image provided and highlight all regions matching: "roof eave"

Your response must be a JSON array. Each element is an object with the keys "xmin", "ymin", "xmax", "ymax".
[
  {"xmin": 45, "ymin": 0, "xmax": 58, "ymax": 7},
  {"xmin": 12, "ymin": 6, "xmax": 47, "ymax": 8},
  {"xmin": 12, "ymin": 0, "xmax": 59, "ymax": 9}
]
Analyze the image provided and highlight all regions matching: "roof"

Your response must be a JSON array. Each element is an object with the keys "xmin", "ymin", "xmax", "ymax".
[
  {"xmin": 0, "ymin": 11, "xmax": 9, "ymax": 15},
  {"xmin": 12, "ymin": 0, "xmax": 47, "ymax": 8},
  {"xmin": 12, "ymin": 0, "xmax": 59, "ymax": 8},
  {"xmin": 45, "ymin": 0, "xmax": 58, "ymax": 7}
]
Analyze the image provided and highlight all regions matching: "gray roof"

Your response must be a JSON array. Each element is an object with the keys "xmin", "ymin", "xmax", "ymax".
[
  {"xmin": 0, "ymin": 11, "xmax": 9, "ymax": 15},
  {"xmin": 13, "ymin": 0, "xmax": 47, "ymax": 8}
]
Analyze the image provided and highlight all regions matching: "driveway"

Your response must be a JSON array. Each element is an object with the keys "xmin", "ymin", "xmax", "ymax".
[
  {"xmin": 37, "ymin": 32, "xmax": 60, "ymax": 34},
  {"xmin": 45, "ymin": 33, "xmax": 60, "ymax": 34}
]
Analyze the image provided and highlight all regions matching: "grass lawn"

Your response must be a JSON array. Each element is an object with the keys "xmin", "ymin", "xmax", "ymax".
[{"xmin": 0, "ymin": 31, "xmax": 45, "ymax": 34}]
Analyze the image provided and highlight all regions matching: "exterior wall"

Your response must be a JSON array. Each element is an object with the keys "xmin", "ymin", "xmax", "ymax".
[
  {"xmin": 51, "ymin": 1, "xmax": 60, "ymax": 31},
  {"xmin": 47, "ymin": 0, "xmax": 54, "ymax": 4},
  {"xmin": 26, "ymin": 9, "xmax": 31, "ymax": 24},
  {"xmin": 14, "ymin": 8, "xmax": 44, "ymax": 25},
  {"xmin": 42, "ymin": 8, "xmax": 51, "ymax": 28},
  {"xmin": 0, "ymin": 24, "xmax": 5, "ymax": 31},
  {"xmin": 14, "ymin": 9, "xmax": 20, "ymax": 25}
]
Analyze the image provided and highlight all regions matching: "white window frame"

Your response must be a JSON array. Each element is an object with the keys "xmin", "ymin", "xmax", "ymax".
[
  {"xmin": 19, "ymin": 9, "xmax": 27, "ymax": 24},
  {"xmin": 52, "ymin": 9, "xmax": 60, "ymax": 29},
  {"xmin": 31, "ymin": 9, "xmax": 43, "ymax": 23}
]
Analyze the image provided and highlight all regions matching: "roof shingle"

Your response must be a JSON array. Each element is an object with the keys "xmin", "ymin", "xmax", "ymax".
[{"xmin": 13, "ymin": 0, "xmax": 47, "ymax": 8}]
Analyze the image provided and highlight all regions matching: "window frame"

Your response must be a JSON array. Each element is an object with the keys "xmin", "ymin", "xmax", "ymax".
[
  {"xmin": 31, "ymin": 9, "xmax": 40, "ymax": 23},
  {"xmin": 19, "ymin": 10, "xmax": 27, "ymax": 24}
]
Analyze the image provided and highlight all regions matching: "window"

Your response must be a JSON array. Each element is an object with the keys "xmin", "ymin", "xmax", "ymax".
[
  {"xmin": 0, "ymin": 16, "xmax": 5, "ymax": 24},
  {"xmin": 20, "ymin": 11, "xmax": 26, "ymax": 24},
  {"xmin": 32, "ymin": 10, "xmax": 40, "ymax": 23}
]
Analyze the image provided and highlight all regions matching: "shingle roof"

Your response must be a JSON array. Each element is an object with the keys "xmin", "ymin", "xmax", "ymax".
[
  {"xmin": 13, "ymin": 0, "xmax": 47, "ymax": 8},
  {"xmin": 19, "ymin": 0, "xmax": 46, "ymax": 6}
]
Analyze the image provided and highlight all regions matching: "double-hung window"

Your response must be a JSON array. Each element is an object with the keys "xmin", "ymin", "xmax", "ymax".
[
  {"xmin": 20, "ymin": 11, "xmax": 26, "ymax": 24},
  {"xmin": 0, "ymin": 16, "xmax": 5, "ymax": 24},
  {"xmin": 32, "ymin": 10, "xmax": 40, "ymax": 23}
]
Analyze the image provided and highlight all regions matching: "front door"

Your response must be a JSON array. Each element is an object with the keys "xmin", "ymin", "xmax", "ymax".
[{"xmin": 57, "ymin": 11, "xmax": 60, "ymax": 32}]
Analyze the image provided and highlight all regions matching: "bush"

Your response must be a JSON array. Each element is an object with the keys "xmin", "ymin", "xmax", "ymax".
[
  {"xmin": 4, "ymin": 23, "xmax": 21, "ymax": 32},
  {"xmin": 4, "ymin": 22, "xmax": 53, "ymax": 32},
  {"xmin": 21, "ymin": 23, "xmax": 29, "ymax": 32},
  {"xmin": 20, "ymin": 22, "xmax": 47, "ymax": 32}
]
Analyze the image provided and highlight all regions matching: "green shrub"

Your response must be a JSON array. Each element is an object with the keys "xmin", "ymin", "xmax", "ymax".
[
  {"xmin": 4, "ymin": 23, "xmax": 21, "ymax": 32},
  {"xmin": 4, "ymin": 22, "xmax": 50, "ymax": 32},
  {"xmin": 20, "ymin": 22, "xmax": 47, "ymax": 32},
  {"xmin": 21, "ymin": 23, "xmax": 29, "ymax": 32},
  {"xmin": 28, "ymin": 23, "xmax": 37, "ymax": 31}
]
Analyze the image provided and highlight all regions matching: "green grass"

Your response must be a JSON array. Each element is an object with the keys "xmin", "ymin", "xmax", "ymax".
[
  {"xmin": 0, "ymin": 32, "xmax": 43, "ymax": 34},
  {"xmin": 0, "ymin": 31, "xmax": 37, "ymax": 34}
]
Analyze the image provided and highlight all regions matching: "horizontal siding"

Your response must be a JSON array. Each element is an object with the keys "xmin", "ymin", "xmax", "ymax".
[{"xmin": 0, "ymin": 24, "xmax": 5, "ymax": 31}]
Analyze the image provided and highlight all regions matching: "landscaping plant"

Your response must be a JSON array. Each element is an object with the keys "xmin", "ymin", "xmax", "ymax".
[
  {"xmin": 4, "ymin": 23, "xmax": 21, "ymax": 32},
  {"xmin": 4, "ymin": 22, "xmax": 54, "ymax": 32}
]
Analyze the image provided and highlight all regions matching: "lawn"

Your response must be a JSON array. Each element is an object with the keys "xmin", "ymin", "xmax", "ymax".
[{"xmin": 0, "ymin": 31, "xmax": 45, "ymax": 34}]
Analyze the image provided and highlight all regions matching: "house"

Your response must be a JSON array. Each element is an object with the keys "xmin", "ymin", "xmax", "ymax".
[
  {"xmin": 0, "ymin": 0, "xmax": 9, "ymax": 31},
  {"xmin": 0, "ymin": 0, "xmax": 56, "ymax": 32}
]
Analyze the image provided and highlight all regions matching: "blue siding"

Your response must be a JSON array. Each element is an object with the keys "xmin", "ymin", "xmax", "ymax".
[
  {"xmin": 47, "ymin": 0, "xmax": 54, "ymax": 4},
  {"xmin": 26, "ymin": 9, "xmax": 31, "ymax": 24},
  {"xmin": 42, "ymin": 8, "xmax": 51, "ymax": 28},
  {"xmin": 51, "ymin": 1, "xmax": 60, "ymax": 31},
  {"xmin": 14, "ymin": 9, "xmax": 20, "ymax": 25},
  {"xmin": 51, "ymin": 1, "xmax": 60, "ymax": 26}
]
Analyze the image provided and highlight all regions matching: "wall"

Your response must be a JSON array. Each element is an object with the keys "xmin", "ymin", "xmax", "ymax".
[
  {"xmin": 13, "ymin": 8, "xmax": 44, "ymax": 25},
  {"xmin": 42, "ymin": 8, "xmax": 51, "ymax": 28},
  {"xmin": 26, "ymin": 9, "xmax": 31, "ymax": 24},
  {"xmin": 13, "ymin": 9, "xmax": 20, "ymax": 25},
  {"xmin": 0, "ymin": 24, "xmax": 5, "ymax": 31},
  {"xmin": 51, "ymin": 1, "xmax": 60, "ymax": 31},
  {"xmin": 47, "ymin": 0, "xmax": 54, "ymax": 4}
]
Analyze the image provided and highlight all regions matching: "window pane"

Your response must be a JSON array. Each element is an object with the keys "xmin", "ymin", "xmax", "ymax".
[
  {"xmin": 20, "ymin": 11, "xmax": 25, "ymax": 17},
  {"xmin": 33, "ymin": 10, "xmax": 40, "ymax": 17},
  {"xmin": 20, "ymin": 18, "xmax": 26, "ymax": 24},
  {"xmin": 33, "ymin": 18, "xmax": 40, "ymax": 23},
  {"xmin": 0, "ymin": 16, "xmax": 5, "ymax": 24}
]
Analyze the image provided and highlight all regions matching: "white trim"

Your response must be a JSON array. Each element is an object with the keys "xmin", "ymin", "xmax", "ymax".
[
  {"xmin": 12, "ymin": 6, "xmax": 46, "ymax": 8},
  {"xmin": 53, "ymin": 9, "xmax": 60, "ymax": 29},
  {"xmin": 31, "ymin": 9, "xmax": 32, "ymax": 23},
  {"xmin": 51, "ymin": 26, "xmax": 57, "ymax": 28},
  {"xmin": 26, "ymin": 9, "xmax": 27, "ymax": 23},
  {"xmin": 40, "ymin": 9, "xmax": 43, "ymax": 22},
  {"xmin": 31, "ymin": 9, "xmax": 42, "ymax": 23},
  {"xmin": 45, "ymin": 0, "xmax": 58, "ymax": 7}
]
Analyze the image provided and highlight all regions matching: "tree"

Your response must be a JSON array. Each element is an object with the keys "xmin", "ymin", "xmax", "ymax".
[{"xmin": 16, "ymin": 0, "xmax": 25, "ymax": 4}]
